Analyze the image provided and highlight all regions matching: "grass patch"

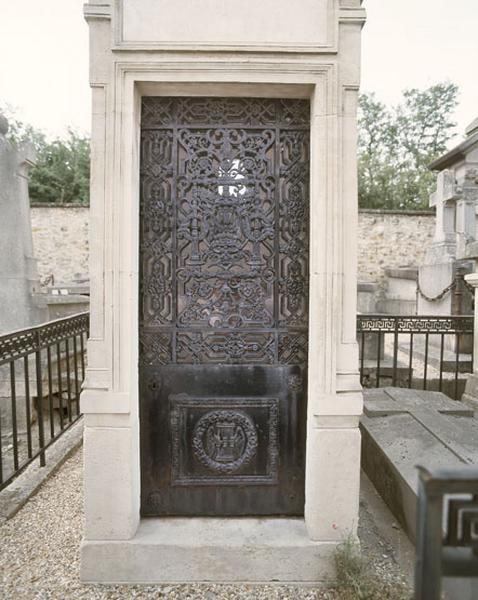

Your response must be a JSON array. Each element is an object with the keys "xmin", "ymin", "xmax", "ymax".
[{"xmin": 333, "ymin": 536, "xmax": 411, "ymax": 600}]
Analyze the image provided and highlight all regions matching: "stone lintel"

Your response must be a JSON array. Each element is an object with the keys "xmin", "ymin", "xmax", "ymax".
[
  {"xmin": 465, "ymin": 243, "xmax": 478, "ymax": 262},
  {"xmin": 358, "ymin": 281, "xmax": 379, "ymax": 292},
  {"xmin": 385, "ymin": 266, "xmax": 418, "ymax": 280}
]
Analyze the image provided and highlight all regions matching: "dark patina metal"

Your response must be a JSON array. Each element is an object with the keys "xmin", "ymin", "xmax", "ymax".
[
  {"xmin": 357, "ymin": 314, "xmax": 474, "ymax": 399},
  {"xmin": 139, "ymin": 97, "xmax": 310, "ymax": 516},
  {"xmin": 0, "ymin": 312, "xmax": 88, "ymax": 491},
  {"xmin": 415, "ymin": 466, "xmax": 478, "ymax": 599}
]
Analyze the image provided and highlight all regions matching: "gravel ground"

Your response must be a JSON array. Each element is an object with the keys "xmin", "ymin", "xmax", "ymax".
[{"xmin": 0, "ymin": 449, "xmax": 412, "ymax": 600}]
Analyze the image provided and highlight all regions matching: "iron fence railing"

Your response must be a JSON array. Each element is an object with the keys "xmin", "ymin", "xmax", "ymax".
[
  {"xmin": 415, "ymin": 465, "xmax": 478, "ymax": 599},
  {"xmin": 0, "ymin": 312, "xmax": 89, "ymax": 490},
  {"xmin": 357, "ymin": 315, "xmax": 474, "ymax": 400}
]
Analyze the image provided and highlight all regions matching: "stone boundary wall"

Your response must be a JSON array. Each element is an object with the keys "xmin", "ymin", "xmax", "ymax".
[
  {"xmin": 31, "ymin": 205, "xmax": 89, "ymax": 284},
  {"xmin": 30, "ymin": 205, "xmax": 435, "ymax": 286},
  {"xmin": 358, "ymin": 209, "xmax": 435, "ymax": 285}
]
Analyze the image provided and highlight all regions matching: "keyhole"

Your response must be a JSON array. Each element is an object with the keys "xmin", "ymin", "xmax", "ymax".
[{"xmin": 148, "ymin": 379, "xmax": 160, "ymax": 392}]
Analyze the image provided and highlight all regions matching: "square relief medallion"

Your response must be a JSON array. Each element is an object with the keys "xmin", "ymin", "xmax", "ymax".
[{"xmin": 170, "ymin": 395, "xmax": 279, "ymax": 486}]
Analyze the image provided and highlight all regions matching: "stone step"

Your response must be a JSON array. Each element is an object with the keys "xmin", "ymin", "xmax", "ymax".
[
  {"xmin": 377, "ymin": 298, "xmax": 417, "ymax": 315},
  {"xmin": 361, "ymin": 359, "xmax": 412, "ymax": 379},
  {"xmin": 81, "ymin": 517, "xmax": 335, "ymax": 583},
  {"xmin": 398, "ymin": 340, "xmax": 472, "ymax": 373}
]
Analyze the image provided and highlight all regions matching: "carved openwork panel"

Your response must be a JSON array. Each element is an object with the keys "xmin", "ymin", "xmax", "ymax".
[
  {"xmin": 176, "ymin": 331, "xmax": 275, "ymax": 365},
  {"xmin": 139, "ymin": 97, "xmax": 310, "ymax": 366}
]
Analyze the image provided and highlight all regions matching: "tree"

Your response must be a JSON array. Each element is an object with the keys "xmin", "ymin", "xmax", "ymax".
[
  {"xmin": 1, "ymin": 103, "xmax": 47, "ymax": 153},
  {"xmin": 28, "ymin": 130, "xmax": 90, "ymax": 204},
  {"xmin": 358, "ymin": 82, "xmax": 459, "ymax": 210},
  {"xmin": 0, "ymin": 105, "xmax": 90, "ymax": 204}
]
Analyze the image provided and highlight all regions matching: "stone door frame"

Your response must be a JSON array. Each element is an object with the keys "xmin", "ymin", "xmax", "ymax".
[{"xmin": 81, "ymin": 60, "xmax": 362, "ymax": 577}]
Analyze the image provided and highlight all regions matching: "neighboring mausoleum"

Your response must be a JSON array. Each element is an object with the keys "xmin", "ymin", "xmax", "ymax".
[{"xmin": 0, "ymin": 114, "xmax": 46, "ymax": 334}]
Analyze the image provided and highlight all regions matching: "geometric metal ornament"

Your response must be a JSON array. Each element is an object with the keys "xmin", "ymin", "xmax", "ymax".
[{"xmin": 139, "ymin": 97, "xmax": 310, "ymax": 517}]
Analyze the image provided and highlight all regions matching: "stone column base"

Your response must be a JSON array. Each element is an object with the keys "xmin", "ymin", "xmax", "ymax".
[
  {"xmin": 462, "ymin": 373, "xmax": 478, "ymax": 412},
  {"xmin": 81, "ymin": 518, "xmax": 337, "ymax": 583}
]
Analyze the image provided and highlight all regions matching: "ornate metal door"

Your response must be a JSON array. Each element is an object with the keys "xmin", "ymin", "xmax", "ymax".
[{"xmin": 139, "ymin": 97, "xmax": 309, "ymax": 516}]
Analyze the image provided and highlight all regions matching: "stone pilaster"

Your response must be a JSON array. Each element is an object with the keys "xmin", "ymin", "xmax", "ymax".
[{"xmin": 463, "ymin": 270, "xmax": 478, "ymax": 410}]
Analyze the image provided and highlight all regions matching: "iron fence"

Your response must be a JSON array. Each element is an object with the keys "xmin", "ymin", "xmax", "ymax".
[
  {"xmin": 0, "ymin": 312, "xmax": 89, "ymax": 490},
  {"xmin": 357, "ymin": 315, "xmax": 474, "ymax": 400},
  {"xmin": 415, "ymin": 465, "xmax": 478, "ymax": 599}
]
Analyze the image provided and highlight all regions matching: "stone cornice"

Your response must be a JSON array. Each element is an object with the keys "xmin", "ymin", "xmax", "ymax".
[
  {"xmin": 429, "ymin": 130, "xmax": 478, "ymax": 171},
  {"xmin": 83, "ymin": 1, "xmax": 366, "ymax": 47},
  {"xmin": 338, "ymin": 6, "xmax": 366, "ymax": 26},
  {"xmin": 83, "ymin": 2, "xmax": 112, "ymax": 22}
]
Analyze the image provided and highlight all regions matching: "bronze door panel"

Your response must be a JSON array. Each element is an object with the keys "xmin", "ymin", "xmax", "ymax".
[{"xmin": 139, "ymin": 97, "xmax": 310, "ymax": 516}]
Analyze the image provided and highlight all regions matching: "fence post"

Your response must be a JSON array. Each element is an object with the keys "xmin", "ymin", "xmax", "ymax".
[
  {"xmin": 35, "ymin": 329, "xmax": 46, "ymax": 467},
  {"xmin": 392, "ymin": 316, "xmax": 399, "ymax": 386},
  {"xmin": 415, "ymin": 467, "xmax": 443, "ymax": 600}
]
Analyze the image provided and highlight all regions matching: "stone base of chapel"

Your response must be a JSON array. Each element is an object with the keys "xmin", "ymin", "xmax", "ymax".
[{"xmin": 80, "ymin": 517, "xmax": 337, "ymax": 583}]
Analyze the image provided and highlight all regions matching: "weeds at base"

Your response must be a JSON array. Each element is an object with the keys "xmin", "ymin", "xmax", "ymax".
[{"xmin": 332, "ymin": 536, "xmax": 411, "ymax": 600}]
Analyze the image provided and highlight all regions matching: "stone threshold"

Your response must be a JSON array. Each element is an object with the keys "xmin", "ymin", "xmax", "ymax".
[{"xmin": 81, "ymin": 517, "xmax": 337, "ymax": 583}]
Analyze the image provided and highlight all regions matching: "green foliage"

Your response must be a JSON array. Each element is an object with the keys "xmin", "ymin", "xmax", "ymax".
[
  {"xmin": 28, "ymin": 130, "xmax": 90, "ymax": 204},
  {"xmin": 358, "ymin": 82, "xmax": 459, "ymax": 210},
  {"xmin": 333, "ymin": 536, "xmax": 410, "ymax": 600},
  {"xmin": 2, "ymin": 83, "xmax": 459, "ymax": 208},
  {"xmin": 1, "ymin": 105, "xmax": 90, "ymax": 204}
]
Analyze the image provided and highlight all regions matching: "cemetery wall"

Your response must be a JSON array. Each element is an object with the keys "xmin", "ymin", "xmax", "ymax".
[
  {"xmin": 358, "ymin": 209, "xmax": 435, "ymax": 284},
  {"xmin": 31, "ymin": 205, "xmax": 89, "ymax": 284},
  {"xmin": 30, "ymin": 205, "xmax": 435, "ymax": 286}
]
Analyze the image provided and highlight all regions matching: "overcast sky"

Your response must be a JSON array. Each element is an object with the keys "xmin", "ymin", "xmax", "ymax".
[{"xmin": 1, "ymin": 0, "xmax": 477, "ymax": 142}]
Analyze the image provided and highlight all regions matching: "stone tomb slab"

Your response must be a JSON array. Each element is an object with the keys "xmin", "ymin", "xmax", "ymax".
[{"xmin": 360, "ymin": 387, "xmax": 478, "ymax": 541}]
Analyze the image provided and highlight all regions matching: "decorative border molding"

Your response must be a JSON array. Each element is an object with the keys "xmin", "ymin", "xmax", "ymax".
[
  {"xmin": 357, "ymin": 315, "xmax": 474, "ymax": 334},
  {"xmin": 109, "ymin": 64, "xmax": 336, "ymax": 395},
  {"xmin": 358, "ymin": 208, "xmax": 435, "ymax": 216}
]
